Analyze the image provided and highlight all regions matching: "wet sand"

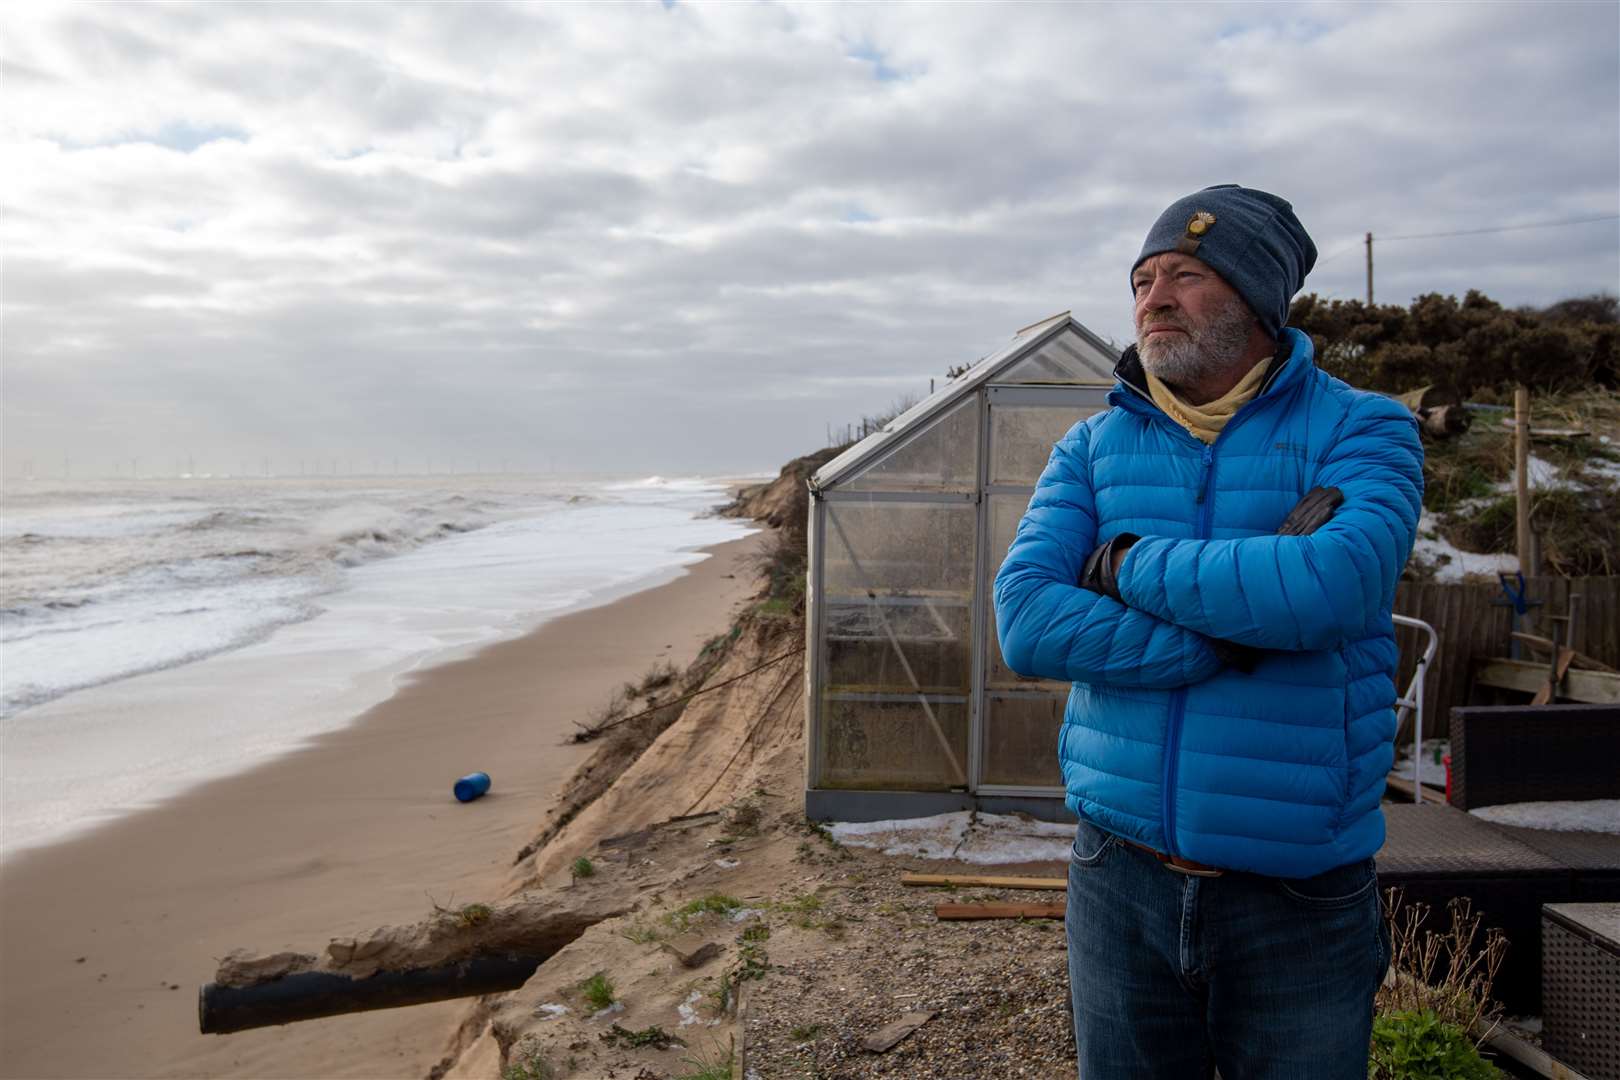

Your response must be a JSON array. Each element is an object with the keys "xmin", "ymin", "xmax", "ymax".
[{"xmin": 0, "ymin": 533, "xmax": 762, "ymax": 1079}]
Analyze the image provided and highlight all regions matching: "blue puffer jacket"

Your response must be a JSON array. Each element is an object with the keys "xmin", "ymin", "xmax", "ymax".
[{"xmin": 994, "ymin": 329, "xmax": 1424, "ymax": 878}]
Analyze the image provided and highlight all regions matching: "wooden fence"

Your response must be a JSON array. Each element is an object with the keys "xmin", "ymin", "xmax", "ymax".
[{"xmin": 1392, "ymin": 575, "xmax": 1620, "ymax": 739}]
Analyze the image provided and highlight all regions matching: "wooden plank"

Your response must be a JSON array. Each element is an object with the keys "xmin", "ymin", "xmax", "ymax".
[
  {"xmin": 1530, "ymin": 647, "xmax": 1576, "ymax": 706},
  {"xmin": 934, "ymin": 903, "xmax": 1065, "ymax": 921},
  {"xmin": 1471, "ymin": 1019, "xmax": 1592, "ymax": 1080},
  {"xmin": 1395, "ymin": 577, "xmax": 1620, "ymax": 741},
  {"xmin": 901, "ymin": 873, "xmax": 1066, "ymax": 890},
  {"xmin": 1475, "ymin": 658, "xmax": 1620, "ymax": 705},
  {"xmin": 1512, "ymin": 632, "xmax": 1620, "ymax": 673}
]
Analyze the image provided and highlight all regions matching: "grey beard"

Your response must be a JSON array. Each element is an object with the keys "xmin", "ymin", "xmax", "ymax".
[{"xmin": 1136, "ymin": 299, "xmax": 1255, "ymax": 389}]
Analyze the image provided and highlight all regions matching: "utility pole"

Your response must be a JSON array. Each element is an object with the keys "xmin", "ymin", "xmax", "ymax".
[{"xmin": 1365, "ymin": 232, "xmax": 1374, "ymax": 306}]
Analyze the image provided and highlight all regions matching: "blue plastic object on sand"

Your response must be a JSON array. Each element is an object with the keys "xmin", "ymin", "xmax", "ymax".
[{"xmin": 453, "ymin": 772, "xmax": 491, "ymax": 803}]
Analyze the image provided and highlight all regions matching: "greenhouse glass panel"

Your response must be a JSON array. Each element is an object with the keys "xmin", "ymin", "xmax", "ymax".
[
  {"xmin": 981, "ymin": 694, "xmax": 1066, "ymax": 787},
  {"xmin": 985, "ymin": 494, "xmax": 1070, "ymax": 693},
  {"xmin": 823, "ymin": 501, "xmax": 975, "ymax": 597},
  {"xmin": 843, "ymin": 396, "xmax": 979, "ymax": 493},
  {"xmin": 824, "ymin": 599, "xmax": 970, "ymax": 695},
  {"xmin": 990, "ymin": 404, "xmax": 1098, "ymax": 485},
  {"xmin": 819, "ymin": 697, "xmax": 969, "ymax": 790},
  {"xmin": 1000, "ymin": 329, "xmax": 1113, "ymax": 384}
]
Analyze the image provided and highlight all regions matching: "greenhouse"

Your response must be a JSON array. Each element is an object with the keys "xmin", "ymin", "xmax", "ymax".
[{"xmin": 804, "ymin": 313, "xmax": 1119, "ymax": 822}]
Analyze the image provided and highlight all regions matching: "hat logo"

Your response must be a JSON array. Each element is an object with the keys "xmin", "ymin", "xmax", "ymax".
[{"xmin": 1186, "ymin": 211, "xmax": 1216, "ymax": 237}]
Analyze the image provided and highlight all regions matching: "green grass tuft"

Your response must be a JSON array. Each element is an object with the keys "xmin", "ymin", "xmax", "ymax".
[
  {"xmin": 501, "ymin": 1046, "xmax": 554, "ymax": 1080},
  {"xmin": 580, "ymin": 971, "xmax": 617, "ymax": 1012},
  {"xmin": 618, "ymin": 921, "xmax": 663, "ymax": 945},
  {"xmin": 601, "ymin": 1023, "xmax": 684, "ymax": 1050},
  {"xmin": 675, "ymin": 1038, "xmax": 734, "ymax": 1080},
  {"xmin": 667, "ymin": 893, "xmax": 743, "ymax": 931}
]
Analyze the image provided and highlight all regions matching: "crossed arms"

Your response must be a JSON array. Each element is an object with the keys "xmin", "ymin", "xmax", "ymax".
[{"xmin": 993, "ymin": 399, "xmax": 1423, "ymax": 688}]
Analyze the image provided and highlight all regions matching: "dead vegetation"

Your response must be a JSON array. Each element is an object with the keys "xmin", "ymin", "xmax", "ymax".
[
  {"xmin": 1378, "ymin": 891, "xmax": 1507, "ymax": 1041},
  {"xmin": 1411, "ymin": 388, "xmax": 1620, "ymax": 579},
  {"xmin": 517, "ymin": 632, "xmax": 743, "ymax": 864}
]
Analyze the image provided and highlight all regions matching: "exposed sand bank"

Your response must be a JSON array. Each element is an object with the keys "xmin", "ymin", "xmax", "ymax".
[{"xmin": 0, "ymin": 533, "xmax": 763, "ymax": 1080}]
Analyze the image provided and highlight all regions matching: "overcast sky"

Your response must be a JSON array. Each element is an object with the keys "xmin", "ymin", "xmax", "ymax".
[{"xmin": 4, "ymin": 1, "xmax": 1617, "ymax": 478}]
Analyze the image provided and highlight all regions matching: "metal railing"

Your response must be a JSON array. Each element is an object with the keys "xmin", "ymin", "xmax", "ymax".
[{"xmin": 1391, "ymin": 613, "xmax": 1440, "ymax": 804}]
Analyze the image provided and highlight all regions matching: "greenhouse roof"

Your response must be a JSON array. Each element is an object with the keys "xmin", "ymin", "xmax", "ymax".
[{"xmin": 810, "ymin": 312, "xmax": 1120, "ymax": 492}]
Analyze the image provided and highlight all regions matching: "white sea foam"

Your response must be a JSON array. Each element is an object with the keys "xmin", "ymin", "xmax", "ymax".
[{"xmin": 0, "ymin": 473, "xmax": 754, "ymax": 857}]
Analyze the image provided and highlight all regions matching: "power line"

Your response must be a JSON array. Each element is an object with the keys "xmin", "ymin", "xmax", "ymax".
[
  {"xmin": 1315, "ymin": 212, "xmax": 1618, "ymax": 265},
  {"xmin": 1315, "ymin": 238, "xmax": 1365, "ymax": 266},
  {"xmin": 1380, "ymin": 213, "xmax": 1620, "ymax": 243}
]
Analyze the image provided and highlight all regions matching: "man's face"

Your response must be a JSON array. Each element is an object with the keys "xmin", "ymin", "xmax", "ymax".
[{"xmin": 1131, "ymin": 252, "xmax": 1257, "ymax": 387}]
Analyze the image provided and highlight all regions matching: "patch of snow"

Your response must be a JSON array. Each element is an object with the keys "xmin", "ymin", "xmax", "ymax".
[
  {"xmin": 1586, "ymin": 454, "xmax": 1620, "ymax": 486},
  {"xmin": 534, "ymin": 1003, "xmax": 569, "ymax": 1020},
  {"xmin": 589, "ymin": 1001, "xmax": 624, "ymax": 1022},
  {"xmin": 714, "ymin": 857, "xmax": 741, "ymax": 869},
  {"xmin": 977, "ymin": 810, "xmax": 1075, "ymax": 837},
  {"xmin": 830, "ymin": 810, "xmax": 1075, "ymax": 865},
  {"xmin": 953, "ymin": 811, "xmax": 1073, "ymax": 864},
  {"xmin": 1392, "ymin": 739, "xmax": 1450, "ymax": 787},
  {"xmin": 1470, "ymin": 799, "xmax": 1620, "ymax": 834},
  {"xmin": 828, "ymin": 811, "xmax": 972, "ymax": 860},
  {"xmin": 1499, "ymin": 454, "xmax": 1568, "ymax": 493},
  {"xmin": 1410, "ymin": 510, "xmax": 1518, "ymax": 583}
]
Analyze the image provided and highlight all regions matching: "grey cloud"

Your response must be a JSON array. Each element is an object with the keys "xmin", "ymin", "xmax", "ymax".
[{"xmin": 2, "ymin": 1, "xmax": 1616, "ymax": 476}]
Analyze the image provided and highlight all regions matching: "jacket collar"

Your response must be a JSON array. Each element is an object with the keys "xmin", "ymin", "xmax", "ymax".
[{"xmin": 1109, "ymin": 327, "xmax": 1312, "ymax": 415}]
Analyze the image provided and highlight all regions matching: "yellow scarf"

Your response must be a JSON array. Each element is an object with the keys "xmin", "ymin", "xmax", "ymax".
[{"xmin": 1145, "ymin": 356, "xmax": 1272, "ymax": 444}]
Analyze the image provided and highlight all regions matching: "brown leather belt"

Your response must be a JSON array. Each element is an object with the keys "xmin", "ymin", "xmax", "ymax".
[{"xmin": 1119, "ymin": 837, "xmax": 1225, "ymax": 877}]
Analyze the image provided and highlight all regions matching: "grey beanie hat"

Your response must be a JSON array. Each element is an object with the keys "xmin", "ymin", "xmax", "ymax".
[{"xmin": 1132, "ymin": 184, "xmax": 1317, "ymax": 338}]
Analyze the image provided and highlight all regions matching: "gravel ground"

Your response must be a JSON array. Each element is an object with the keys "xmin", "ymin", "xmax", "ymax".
[{"xmin": 741, "ymin": 852, "xmax": 1076, "ymax": 1080}]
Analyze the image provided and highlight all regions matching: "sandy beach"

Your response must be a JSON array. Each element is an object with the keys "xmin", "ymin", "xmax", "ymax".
[{"xmin": 0, "ymin": 532, "xmax": 763, "ymax": 1080}]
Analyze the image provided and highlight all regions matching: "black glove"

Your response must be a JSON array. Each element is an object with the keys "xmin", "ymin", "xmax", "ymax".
[
  {"xmin": 1277, "ymin": 486, "xmax": 1344, "ymax": 536},
  {"xmin": 1208, "ymin": 637, "xmax": 1264, "ymax": 673},
  {"xmin": 1079, "ymin": 533, "xmax": 1139, "ymax": 603}
]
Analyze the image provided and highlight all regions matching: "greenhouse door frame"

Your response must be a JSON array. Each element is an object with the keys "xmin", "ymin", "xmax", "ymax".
[
  {"xmin": 805, "ymin": 380, "xmax": 1112, "ymax": 822},
  {"xmin": 971, "ymin": 383, "xmax": 1110, "ymax": 799}
]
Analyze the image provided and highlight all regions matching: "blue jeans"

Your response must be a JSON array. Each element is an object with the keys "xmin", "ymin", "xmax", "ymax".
[{"xmin": 1066, "ymin": 820, "xmax": 1389, "ymax": 1079}]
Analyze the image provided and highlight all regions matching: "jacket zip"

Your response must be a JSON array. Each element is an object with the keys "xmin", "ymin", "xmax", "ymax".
[
  {"xmin": 1160, "ymin": 442, "xmax": 1217, "ymax": 854},
  {"xmin": 1115, "ymin": 335, "xmax": 1300, "ymax": 856}
]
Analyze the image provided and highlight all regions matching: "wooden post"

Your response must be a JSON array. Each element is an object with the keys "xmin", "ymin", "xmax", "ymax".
[
  {"xmin": 1365, "ymin": 232, "xmax": 1374, "ymax": 305},
  {"xmin": 1514, "ymin": 385, "xmax": 1534, "ymax": 578}
]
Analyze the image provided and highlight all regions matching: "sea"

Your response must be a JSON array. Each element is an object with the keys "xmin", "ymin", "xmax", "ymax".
[{"xmin": 0, "ymin": 473, "xmax": 758, "ymax": 858}]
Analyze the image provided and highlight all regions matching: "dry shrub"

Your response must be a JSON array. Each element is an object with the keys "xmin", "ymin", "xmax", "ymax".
[{"xmin": 1378, "ymin": 891, "xmax": 1507, "ymax": 1041}]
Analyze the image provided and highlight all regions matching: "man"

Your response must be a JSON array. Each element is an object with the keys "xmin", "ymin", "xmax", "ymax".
[{"xmin": 994, "ymin": 185, "xmax": 1424, "ymax": 1079}]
